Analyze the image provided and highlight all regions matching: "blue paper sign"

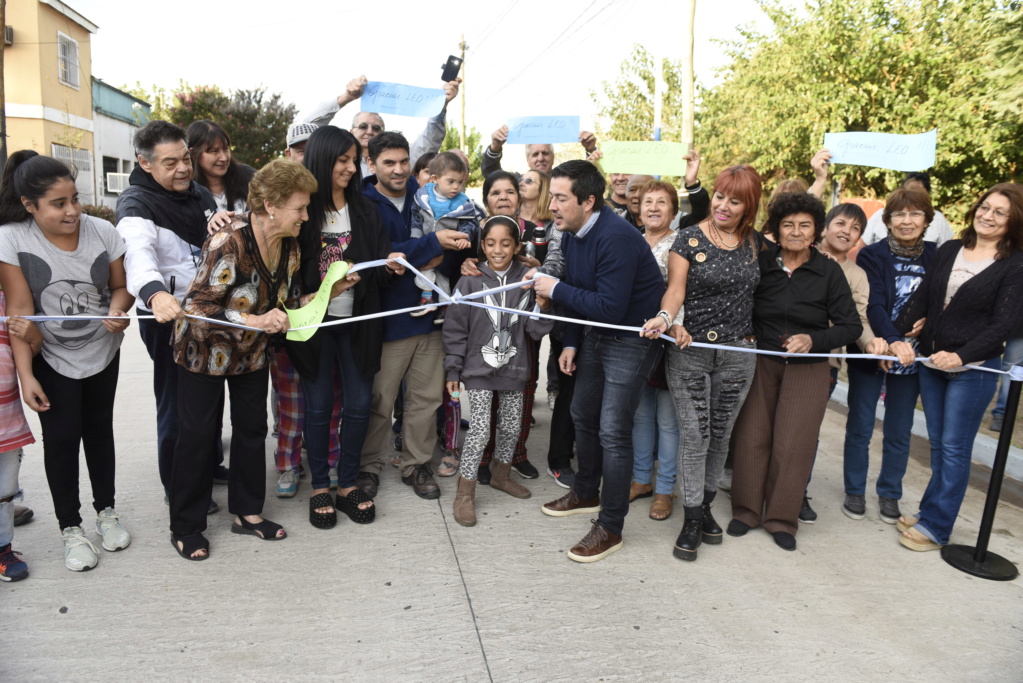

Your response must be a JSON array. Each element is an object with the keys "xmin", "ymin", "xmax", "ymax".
[
  {"xmin": 823, "ymin": 129, "xmax": 937, "ymax": 172},
  {"xmin": 506, "ymin": 116, "xmax": 580, "ymax": 145},
  {"xmin": 361, "ymin": 81, "xmax": 447, "ymax": 118}
]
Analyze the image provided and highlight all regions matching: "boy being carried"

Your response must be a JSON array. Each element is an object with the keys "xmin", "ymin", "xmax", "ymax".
[{"xmin": 410, "ymin": 152, "xmax": 483, "ymax": 319}]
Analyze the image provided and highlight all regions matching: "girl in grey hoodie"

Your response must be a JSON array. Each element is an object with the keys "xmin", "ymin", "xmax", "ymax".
[{"xmin": 443, "ymin": 216, "xmax": 554, "ymax": 526}]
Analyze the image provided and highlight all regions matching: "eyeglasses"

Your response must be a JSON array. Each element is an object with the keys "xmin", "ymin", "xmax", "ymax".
[
  {"xmin": 520, "ymin": 177, "xmax": 536, "ymax": 186},
  {"xmin": 355, "ymin": 123, "xmax": 384, "ymax": 133},
  {"xmin": 977, "ymin": 204, "xmax": 1010, "ymax": 221},
  {"xmin": 891, "ymin": 211, "xmax": 925, "ymax": 220}
]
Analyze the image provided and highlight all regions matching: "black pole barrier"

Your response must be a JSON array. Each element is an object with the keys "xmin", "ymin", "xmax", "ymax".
[{"xmin": 941, "ymin": 365, "xmax": 1021, "ymax": 581}]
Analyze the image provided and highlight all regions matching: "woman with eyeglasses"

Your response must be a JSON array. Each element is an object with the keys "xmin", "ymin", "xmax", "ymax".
[
  {"xmin": 841, "ymin": 187, "xmax": 937, "ymax": 525},
  {"xmin": 889, "ymin": 183, "xmax": 1023, "ymax": 553},
  {"xmin": 518, "ymin": 170, "xmax": 553, "ymax": 228}
]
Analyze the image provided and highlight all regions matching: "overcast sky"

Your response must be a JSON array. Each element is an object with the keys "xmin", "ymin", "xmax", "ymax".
[{"xmin": 70, "ymin": 0, "xmax": 775, "ymax": 149}]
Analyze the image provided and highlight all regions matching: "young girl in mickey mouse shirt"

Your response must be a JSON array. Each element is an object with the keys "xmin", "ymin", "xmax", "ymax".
[{"xmin": 0, "ymin": 151, "xmax": 134, "ymax": 573}]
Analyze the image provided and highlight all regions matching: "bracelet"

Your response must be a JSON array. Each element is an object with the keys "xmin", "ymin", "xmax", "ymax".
[{"xmin": 656, "ymin": 310, "xmax": 672, "ymax": 328}]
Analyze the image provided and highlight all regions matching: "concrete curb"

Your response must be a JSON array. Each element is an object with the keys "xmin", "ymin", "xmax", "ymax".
[{"xmin": 831, "ymin": 380, "xmax": 1023, "ymax": 481}]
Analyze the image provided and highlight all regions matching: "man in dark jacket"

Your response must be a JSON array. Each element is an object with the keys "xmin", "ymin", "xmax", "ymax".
[
  {"xmin": 358, "ymin": 132, "xmax": 469, "ymax": 500},
  {"xmin": 534, "ymin": 160, "xmax": 665, "ymax": 563},
  {"xmin": 116, "ymin": 121, "xmax": 224, "ymax": 505}
]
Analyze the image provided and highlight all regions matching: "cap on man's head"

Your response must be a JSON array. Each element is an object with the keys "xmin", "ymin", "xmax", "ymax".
[{"xmin": 287, "ymin": 123, "xmax": 319, "ymax": 148}]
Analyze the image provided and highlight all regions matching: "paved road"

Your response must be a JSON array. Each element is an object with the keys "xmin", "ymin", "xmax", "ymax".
[{"xmin": 4, "ymin": 333, "xmax": 1022, "ymax": 681}]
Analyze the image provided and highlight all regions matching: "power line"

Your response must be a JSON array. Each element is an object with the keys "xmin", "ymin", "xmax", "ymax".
[{"xmin": 470, "ymin": 0, "xmax": 522, "ymax": 56}]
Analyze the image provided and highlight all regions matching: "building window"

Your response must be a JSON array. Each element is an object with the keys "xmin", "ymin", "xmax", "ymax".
[
  {"xmin": 57, "ymin": 32, "xmax": 80, "ymax": 89},
  {"xmin": 51, "ymin": 143, "xmax": 93, "ymax": 204},
  {"xmin": 102, "ymin": 156, "xmax": 119, "ymax": 195}
]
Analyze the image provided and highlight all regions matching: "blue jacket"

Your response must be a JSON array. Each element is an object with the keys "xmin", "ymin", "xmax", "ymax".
[
  {"xmin": 363, "ymin": 176, "xmax": 443, "ymax": 341},
  {"xmin": 555, "ymin": 206, "xmax": 665, "ymax": 348},
  {"xmin": 853, "ymin": 239, "xmax": 937, "ymax": 374}
]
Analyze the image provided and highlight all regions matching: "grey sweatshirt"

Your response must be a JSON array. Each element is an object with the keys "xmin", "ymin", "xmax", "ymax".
[{"xmin": 442, "ymin": 261, "xmax": 554, "ymax": 391}]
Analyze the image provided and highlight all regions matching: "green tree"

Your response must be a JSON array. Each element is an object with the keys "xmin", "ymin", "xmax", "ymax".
[
  {"xmin": 591, "ymin": 45, "xmax": 688, "ymax": 143},
  {"xmin": 441, "ymin": 125, "xmax": 484, "ymax": 188},
  {"xmin": 693, "ymin": 0, "xmax": 1022, "ymax": 222},
  {"xmin": 122, "ymin": 83, "xmax": 296, "ymax": 167}
]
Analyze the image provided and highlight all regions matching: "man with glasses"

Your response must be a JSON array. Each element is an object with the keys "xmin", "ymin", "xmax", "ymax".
[
  {"xmin": 858, "ymin": 172, "xmax": 954, "ymax": 247},
  {"xmin": 294, "ymin": 75, "xmax": 461, "ymax": 177}
]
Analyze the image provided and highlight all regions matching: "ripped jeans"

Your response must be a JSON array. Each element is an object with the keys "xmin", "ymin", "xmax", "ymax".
[
  {"xmin": 0, "ymin": 448, "xmax": 24, "ymax": 547},
  {"xmin": 667, "ymin": 340, "xmax": 756, "ymax": 508}
]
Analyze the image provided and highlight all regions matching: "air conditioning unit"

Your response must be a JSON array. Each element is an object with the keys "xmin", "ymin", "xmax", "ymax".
[
  {"xmin": 106, "ymin": 173, "xmax": 130, "ymax": 194},
  {"xmin": 4, "ymin": 26, "xmax": 12, "ymax": 45}
]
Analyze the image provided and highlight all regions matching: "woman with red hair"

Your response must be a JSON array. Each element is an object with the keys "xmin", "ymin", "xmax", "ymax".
[{"xmin": 641, "ymin": 164, "xmax": 764, "ymax": 562}]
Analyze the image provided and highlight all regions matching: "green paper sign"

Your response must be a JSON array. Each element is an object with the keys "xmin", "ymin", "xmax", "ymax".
[
  {"xmin": 600, "ymin": 141, "xmax": 687, "ymax": 176},
  {"xmin": 285, "ymin": 260, "xmax": 350, "ymax": 342}
]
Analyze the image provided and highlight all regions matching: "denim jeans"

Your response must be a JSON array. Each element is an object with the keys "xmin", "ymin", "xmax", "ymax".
[
  {"xmin": 992, "ymin": 337, "xmax": 1023, "ymax": 418},
  {"xmin": 0, "ymin": 449, "xmax": 23, "ymax": 547},
  {"xmin": 631, "ymin": 385, "xmax": 679, "ymax": 496},
  {"xmin": 571, "ymin": 331, "xmax": 661, "ymax": 536},
  {"xmin": 667, "ymin": 341, "xmax": 756, "ymax": 507},
  {"xmin": 301, "ymin": 322, "xmax": 374, "ymax": 491},
  {"xmin": 842, "ymin": 364, "xmax": 919, "ymax": 499},
  {"xmin": 138, "ymin": 313, "xmax": 224, "ymax": 494},
  {"xmin": 913, "ymin": 358, "xmax": 999, "ymax": 545}
]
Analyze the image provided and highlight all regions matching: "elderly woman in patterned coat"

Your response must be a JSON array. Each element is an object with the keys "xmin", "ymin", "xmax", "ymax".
[{"xmin": 167, "ymin": 159, "xmax": 337, "ymax": 561}]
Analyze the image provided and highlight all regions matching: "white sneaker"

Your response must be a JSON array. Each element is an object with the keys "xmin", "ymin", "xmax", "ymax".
[
  {"xmin": 62, "ymin": 526, "xmax": 99, "ymax": 571},
  {"xmin": 275, "ymin": 469, "xmax": 301, "ymax": 498},
  {"xmin": 96, "ymin": 508, "xmax": 131, "ymax": 551}
]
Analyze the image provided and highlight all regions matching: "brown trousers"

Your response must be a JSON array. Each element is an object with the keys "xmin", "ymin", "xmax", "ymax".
[{"xmin": 730, "ymin": 357, "xmax": 830, "ymax": 536}]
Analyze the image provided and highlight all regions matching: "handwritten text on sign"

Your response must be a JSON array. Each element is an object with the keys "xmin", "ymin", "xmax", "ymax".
[
  {"xmin": 823, "ymin": 129, "xmax": 937, "ymax": 172},
  {"xmin": 599, "ymin": 141, "xmax": 688, "ymax": 175},
  {"xmin": 361, "ymin": 81, "xmax": 447, "ymax": 118},
  {"xmin": 505, "ymin": 116, "xmax": 580, "ymax": 145}
]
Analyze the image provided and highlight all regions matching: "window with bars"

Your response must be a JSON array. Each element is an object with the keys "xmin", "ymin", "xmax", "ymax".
[
  {"xmin": 51, "ymin": 144, "xmax": 94, "ymax": 204},
  {"xmin": 57, "ymin": 32, "xmax": 80, "ymax": 89}
]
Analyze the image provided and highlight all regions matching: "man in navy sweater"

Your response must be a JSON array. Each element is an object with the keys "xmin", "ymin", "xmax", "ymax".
[
  {"xmin": 359, "ymin": 132, "xmax": 469, "ymax": 500},
  {"xmin": 534, "ymin": 160, "xmax": 665, "ymax": 562}
]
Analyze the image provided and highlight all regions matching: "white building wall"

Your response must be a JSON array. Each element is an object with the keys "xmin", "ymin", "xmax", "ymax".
[{"xmin": 92, "ymin": 112, "xmax": 139, "ymax": 210}]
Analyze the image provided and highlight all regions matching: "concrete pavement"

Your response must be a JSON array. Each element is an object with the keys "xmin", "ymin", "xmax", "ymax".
[{"xmin": 3, "ymin": 332, "xmax": 1022, "ymax": 681}]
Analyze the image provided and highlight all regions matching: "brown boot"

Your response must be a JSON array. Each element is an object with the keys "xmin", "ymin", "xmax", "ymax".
[
  {"xmin": 490, "ymin": 462, "xmax": 531, "ymax": 499},
  {"xmin": 453, "ymin": 475, "xmax": 477, "ymax": 527}
]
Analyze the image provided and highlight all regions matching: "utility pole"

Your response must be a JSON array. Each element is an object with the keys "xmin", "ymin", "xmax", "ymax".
[
  {"xmin": 459, "ymin": 34, "xmax": 467, "ymax": 150},
  {"xmin": 1, "ymin": 0, "xmax": 8, "ymax": 168},
  {"xmin": 681, "ymin": 0, "xmax": 696, "ymax": 152}
]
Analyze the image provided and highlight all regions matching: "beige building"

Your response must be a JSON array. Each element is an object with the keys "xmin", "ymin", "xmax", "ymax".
[{"xmin": 4, "ymin": 0, "xmax": 98, "ymax": 203}]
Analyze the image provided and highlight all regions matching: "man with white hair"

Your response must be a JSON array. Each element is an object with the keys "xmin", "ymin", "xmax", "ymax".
[
  {"xmin": 295, "ymin": 75, "xmax": 461, "ymax": 177},
  {"xmin": 482, "ymin": 126, "xmax": 598, "ymax": 176}
]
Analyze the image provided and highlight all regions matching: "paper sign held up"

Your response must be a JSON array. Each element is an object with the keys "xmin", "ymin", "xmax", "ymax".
[
  {"xmin": 361, "ymin": 81, "xmax": 447, "ymax": 118},
  {"xmin": 823, "ymin": 129, "xmax": 937, "ymax": 172},
  {"xmin": 600, "ymin": 141, "xmax": 687, "ymax": 176},
  {"xmin": 506, "ymin": 116, "xmax": 580, "ymax": 145}
]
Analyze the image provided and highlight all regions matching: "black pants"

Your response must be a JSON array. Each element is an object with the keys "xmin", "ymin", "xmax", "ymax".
[
  {"xmin": 169, "ymin": 365, "xmax": 269, "ymax": 536},
  {"xmin": 546, "ymin": 337, "xmax": 576, "ymax": 470},
  {"xmin": 138, "ymin": 312, "xmax": 226, "ymax": 494},
  {"xmin": 34, "ymin": 352, "xmax": 119, "ymax": 530}
]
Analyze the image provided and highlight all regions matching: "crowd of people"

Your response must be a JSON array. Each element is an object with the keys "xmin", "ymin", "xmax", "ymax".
[{"xmin": 0, "ymin": 78, "xmax": 1021, "ymax": 578}]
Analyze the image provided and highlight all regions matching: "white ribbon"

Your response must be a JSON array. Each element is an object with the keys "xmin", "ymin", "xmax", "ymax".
[{"xmin": 1, "ymin": 257, "xmax": 1014, "ymax": 376}]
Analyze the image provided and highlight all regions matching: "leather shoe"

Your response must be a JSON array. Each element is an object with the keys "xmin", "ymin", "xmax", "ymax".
[
  {"xmin": 355, "ymin": 472, "xmax": 379, "ymax": 499},
  {"xmin": 567, "ymin": 520, "xmax": 622, "ymax": 563},
  {"xmin": 542, "ymin": 490, "xmax": 601, "ymax": 517},
  {"xmin": 402, "ymin": 465, "xmax": 440, "ymax": 500}
]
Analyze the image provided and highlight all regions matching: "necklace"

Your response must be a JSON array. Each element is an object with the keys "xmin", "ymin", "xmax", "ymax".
[
  {"xmin": 255, "ymin": 215, "xmax": 282, "ymax": 270},
  {"xmin": 709, "ymin": 219, "xmax": 739, "ymax": 250}
]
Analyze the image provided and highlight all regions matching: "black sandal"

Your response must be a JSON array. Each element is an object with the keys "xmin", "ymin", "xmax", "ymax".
[
  {"xmin": 171, "ymin": 533, "xmax": 209, "ymax": 561},
  {"xmin": 336, "ymin": 488, "xmax": 376, "ymax": 524},
  {"xmin": 231, "ymin": 516, "xmax": 287, "ymax": 540},
  {"xmin": 309, "ymin": 493, "xmax": 337, "ymax": 529}
]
